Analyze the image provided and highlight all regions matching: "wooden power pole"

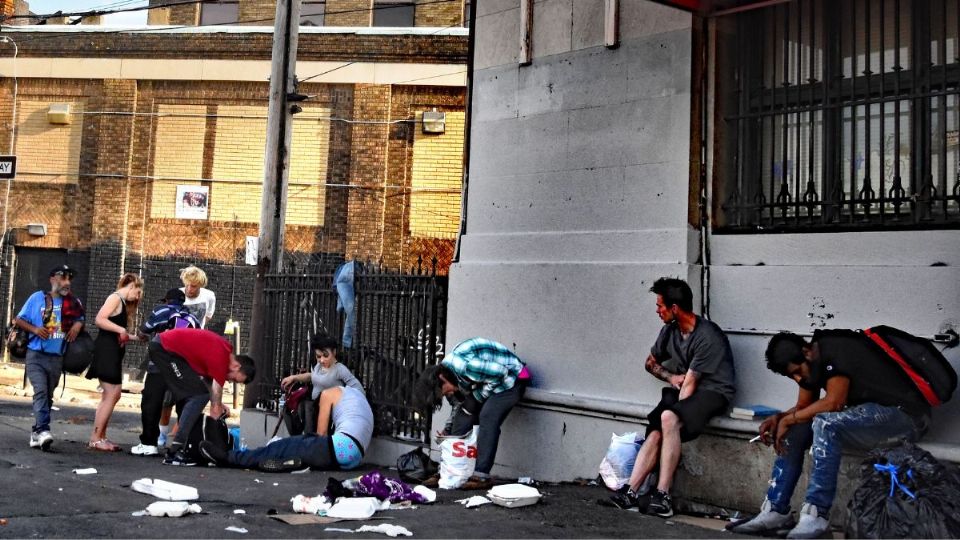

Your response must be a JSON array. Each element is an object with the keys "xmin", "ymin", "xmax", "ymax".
[{"xmin": 244, "ymin": 0, "xmax": 301, "ymax": 409}]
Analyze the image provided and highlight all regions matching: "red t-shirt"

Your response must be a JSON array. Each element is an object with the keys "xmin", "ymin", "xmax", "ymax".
[{"xmin": 159, "ymin": 328, "xmax": 233, "ymax": 385}]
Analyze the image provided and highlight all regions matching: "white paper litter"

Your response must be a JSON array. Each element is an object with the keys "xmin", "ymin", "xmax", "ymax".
[
  {"xmin": 291, "ymin": 494, "xmax": 331, "ymax": 515},
  {"xmin": 142, "ymin": 501, "xmax": 202, "ymax": 517},
  {"xmin": 131, "ymin": 478, "xmax": 198, "ymax": 501},
  {"xmin": 272, "ymin": 483, "xmax": 279, "ymax": 486},
  {"xmin": 356, "ymin": 524, "xmax": 413, "ymax": 537},
  {"xmin": 327, "ymin": 497, "xmax": 380, "ymax": 520},
  {"xmin": 233, "ymin": 509, "xmax": 246, "ymax": 514},
  {"xmin": 73, "ymin": 468, "xmax": 97, "ymax": 475},
  {"xmin": 324, "ymin": 528, "xmax": 355, "ymax": 533},
  {"xmin": 517, "ymin": 477, "xmax": 534, "ymax": 485},
  {"xmin": 225, "ymin": 526, "xmax": 248, "ymax": 533},
  {"xmin": 412, "ymin": 485, "xmax": 436, "ymax": 503},
  {"xmin": 291, "ymin": 467, "xmax": 311, "ymax": 474},
  {"xmin": 488, "ymin": 484, "xmax": 540, "ymax": 499},
  {"xmin": 51, "ymin": 406, "xmax": 60, "ymax": 411},
  {"xmin": 254, "ymin": 479, "xmax": 263, "ymax": 484},
  {"xmin": 455, "ymin": 496, "xmax": 492, "ymax": 508}
]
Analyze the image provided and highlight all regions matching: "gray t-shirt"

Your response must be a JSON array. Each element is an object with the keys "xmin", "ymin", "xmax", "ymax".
[
  {"xmin": 311, "ymin": 362, "xmax": 365, "ymax": 400},
  {"xmin": 331, "ymin": 386, "xmax": 374, "ymax": 451},
  {"xmin": 650, "ymin": 316, "xmax": 737, "ymax": 402}
]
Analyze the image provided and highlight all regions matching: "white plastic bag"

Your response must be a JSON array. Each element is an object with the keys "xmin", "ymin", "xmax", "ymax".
[
  {"xmin": 598, "ymin": 431, "xmax": 642, "ymax": 490},
  {"xmin": 438, "ymin": 425, "xmax": 479, "ymax": 490}
]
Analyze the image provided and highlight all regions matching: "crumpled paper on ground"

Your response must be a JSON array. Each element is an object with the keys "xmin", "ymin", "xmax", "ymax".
[
  {"xmin": 356, "ymin": 524, "xmax": 413, "ymax": 537},
  {"xmin": 291, "ymin": 494, "xmax": 332, "ymax": 516},
  {"xmin": 455, "ymin": 496, "xmax": 492, "ymax": 508},
  {"xmin": 132, "ymin": 501, "xmax": 202, "ymax": 517}
]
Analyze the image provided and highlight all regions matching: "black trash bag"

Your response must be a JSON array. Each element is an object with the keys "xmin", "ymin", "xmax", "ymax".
[
  {"xmin": 846, "ymin": 442, "xmax": 960, "ymax": 539},
  {"xmin": 396, "ymin": 448, "xmax": 436, "ymax": 484}
]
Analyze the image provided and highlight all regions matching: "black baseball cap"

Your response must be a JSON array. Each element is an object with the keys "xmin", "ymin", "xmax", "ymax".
[
  {"xmin": 49, "ymin": 264, "xmax": 76, "ymax": 278},
  {"xmin": 162, "ymin": 288, "xmax": 186, "ymax": 303}
]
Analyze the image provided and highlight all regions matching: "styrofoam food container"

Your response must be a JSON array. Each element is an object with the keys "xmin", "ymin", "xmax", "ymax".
[{"xmin": 487, "ymin": 484, "xmax": 541, "ymax": 508}]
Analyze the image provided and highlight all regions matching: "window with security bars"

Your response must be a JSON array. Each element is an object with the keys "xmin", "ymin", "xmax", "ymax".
[{"xmin": 714, "ymin": 0, "xmax": 960, "ymax": 232}]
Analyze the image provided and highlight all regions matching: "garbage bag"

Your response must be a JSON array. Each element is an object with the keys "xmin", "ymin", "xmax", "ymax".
[
  {"xmin": 397, "ymin": 447, "xmax": 436, "ymax": 484},
  {"xmin": 845, "ymin": 442, "xmax": 960, "ymax": 539},
  {"xmin": 438, "ymin": 426, "xmax": 479, "ymax": 490},
  {"xmin": 598, "ymin": 431, "xmax": 643, "ymax": 491}
]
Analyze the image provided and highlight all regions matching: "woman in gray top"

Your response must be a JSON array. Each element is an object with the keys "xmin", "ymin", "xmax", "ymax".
[{"xmin": 280, "ymin": 334, "xmax": 364, "ymax": 433}]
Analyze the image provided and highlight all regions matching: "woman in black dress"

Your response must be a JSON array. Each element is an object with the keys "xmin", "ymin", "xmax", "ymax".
[{"xmin": 87, "ymin": 273, "xmax": 143, "ymax": 452}]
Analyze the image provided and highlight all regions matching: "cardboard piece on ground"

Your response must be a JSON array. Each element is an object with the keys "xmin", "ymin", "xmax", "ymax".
[
  {"xmin": 270, "ymin": 514, "xmax": 391, "ymax": 526},
  {"xmin": 667, "ymin": 515, "xmax": 730, "ymax": 531}
]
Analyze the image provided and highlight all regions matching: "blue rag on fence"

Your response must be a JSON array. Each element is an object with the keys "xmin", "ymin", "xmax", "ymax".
[{"xmin": 333, "ymin": 261, "xmax": 356, "ymax": 348}]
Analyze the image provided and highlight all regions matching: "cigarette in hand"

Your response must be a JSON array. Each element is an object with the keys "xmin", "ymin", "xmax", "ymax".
[{"xmin": 749, "ymin": 435, "xmax": 763, "ymax": 443}]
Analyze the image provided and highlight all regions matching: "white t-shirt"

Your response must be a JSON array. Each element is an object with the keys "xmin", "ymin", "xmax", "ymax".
[{"xmin": 180, "ymin": 287, "xmax": 216, "ymax": 329}]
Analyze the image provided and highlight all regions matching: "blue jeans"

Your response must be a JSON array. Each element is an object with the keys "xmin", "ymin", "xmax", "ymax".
[
  {"xmin": 228, "ymin": 433, "xmax": 336, "ymax": 469},
  {"xmin": 25, "ymin": 349, "xmax": 62, "ymax": 433},
  {"xmin": 766, "ymin": 403, "xmax": 924, "ymax": 516}
]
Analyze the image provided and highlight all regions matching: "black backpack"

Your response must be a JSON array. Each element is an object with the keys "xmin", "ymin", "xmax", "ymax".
[
  {"xmin": 61, "ymin": 330, "xmax": 95, "ymax": 375},
  {"xmin": 184, "ymin": 414, "xmax": 233, "ymax": 464},
  {"xmin": 862, "ymin": 325, "xmax": 957, "ymax": 407}
]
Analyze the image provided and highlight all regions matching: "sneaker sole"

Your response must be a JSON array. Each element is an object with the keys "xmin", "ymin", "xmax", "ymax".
[
  {"xmin": 132, "ymin": 450, "xmax": 159, "ymax": 456},
  {"xmin": 40, "ymin": 440, "xmax": 53, "ymax": 452}
]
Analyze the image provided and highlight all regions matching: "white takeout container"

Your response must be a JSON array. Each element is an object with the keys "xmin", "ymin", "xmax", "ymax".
[{"xmin": 487, "ymin": 483, "xmax": 542, "ymax": 508}]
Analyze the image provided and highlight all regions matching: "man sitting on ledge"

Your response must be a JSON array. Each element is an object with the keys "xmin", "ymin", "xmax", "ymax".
[{"xmin": 730, "ymin": 330, "xmax": 931, "ymax": 539}]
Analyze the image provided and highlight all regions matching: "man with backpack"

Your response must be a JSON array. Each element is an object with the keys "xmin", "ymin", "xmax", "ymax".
[
  {"xmin": 13, "ymin": 265, "xmax": 85, "ymax": 451},
  {"xmin": 130, "ymin": 288, "xmax": 200, "ymax": 456},
  {"xmin": 730, "ymin": 329, "xmax": 940, "ymax": 539}
]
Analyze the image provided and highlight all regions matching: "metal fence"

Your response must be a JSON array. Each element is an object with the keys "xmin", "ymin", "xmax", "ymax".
[
  {"xmin": 716, "ymin": 0, "xmax": 960, "ymax": 232},
  {"xmin": 259, "ymin": 258, "xmax": 448, "ymax": 444}
]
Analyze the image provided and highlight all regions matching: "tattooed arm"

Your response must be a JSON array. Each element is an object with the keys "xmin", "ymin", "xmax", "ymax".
[{"xmin": 645, "ymin": 354, "xmax": 684, "ymax": 388}]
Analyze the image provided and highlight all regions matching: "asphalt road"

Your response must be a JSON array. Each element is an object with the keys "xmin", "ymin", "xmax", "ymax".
[{"xmin": 0, "ymin": 394, "xmax": 738, "ymax": 539}]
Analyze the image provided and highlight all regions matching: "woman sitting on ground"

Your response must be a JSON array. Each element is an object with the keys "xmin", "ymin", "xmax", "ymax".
[
  {"xmin": 86, "ymin": 273, "xmax": 143, "ymax": 452},
  {"xmin": 201, "ymin": 385, "xmax": 373, "ymax": 472},
  {"xmin": 280, "ymin": 334, "xmax": 364, "ymax": 434}
]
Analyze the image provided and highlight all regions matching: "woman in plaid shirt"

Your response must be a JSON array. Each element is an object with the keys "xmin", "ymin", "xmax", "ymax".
[{"xmin": 413, "ymin": 337, "xmax": 532, "ymax": 490}]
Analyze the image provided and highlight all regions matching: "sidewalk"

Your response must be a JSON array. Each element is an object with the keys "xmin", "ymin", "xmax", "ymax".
[{"xmin": 0, "ymin": 364, "xmax": 741, "ymax": 539}]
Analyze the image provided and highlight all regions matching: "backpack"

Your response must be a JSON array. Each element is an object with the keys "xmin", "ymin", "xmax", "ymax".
[
  {"xmin": 5, "ymin": 294, "xmax": 54, "ymax": 359},
  {"xmin": 862, "ymin": 325, "xmax": 957, "ymax": 407},
  {"xmin": 61, "ymin": 330, "xmax": 95, "ymax": 374},
  {"xmin": 184, "ymin": 414, "xmax": 233, "ymax": 465},
  {"xmin": 168, "ymin": 309, "xmax": 200, "ymax": 331}
]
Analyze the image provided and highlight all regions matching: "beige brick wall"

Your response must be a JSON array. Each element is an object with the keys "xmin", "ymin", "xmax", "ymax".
[
  {"xmin": 415, "ymin": 0, "xmax": 464, "ymax": 27},
  {"xmin": 150, "ymin": 104, "xmax": 206, "ymax": 219},
  {"xmin": 239, "ymin": 0, "xmax": 276, "ymax": 26},
  {"xmin": 206, "ymin": 104, "xmax": 331, "ymax": 225},
  {"xmin": 15, "ymin": 100, "xmax": 85, "ymax": 184},
  {"xmin": 409, "ymin": 110, "xmax": 464, "ymax": 238},
  {"xmin": 326, "ymin": 0, "xmax": 372, "ymax": 27}
]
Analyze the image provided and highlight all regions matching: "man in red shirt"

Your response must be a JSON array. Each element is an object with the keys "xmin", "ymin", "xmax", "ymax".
[{"xmin": 148, "ymin": 328, "xmax": 256, "ymax": 466}]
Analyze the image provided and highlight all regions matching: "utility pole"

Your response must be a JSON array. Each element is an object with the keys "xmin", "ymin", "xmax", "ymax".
[{"xmin": 245, "ymin": 0, "xmax": 301, "ymax": 409}]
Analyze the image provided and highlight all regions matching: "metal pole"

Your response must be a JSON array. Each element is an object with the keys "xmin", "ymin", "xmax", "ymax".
[{"xmin": 245, "ymin": 0, "xmax": 301, "ymax": 409}]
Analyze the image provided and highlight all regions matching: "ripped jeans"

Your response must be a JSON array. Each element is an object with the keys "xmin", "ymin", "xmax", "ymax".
[{"xmin": 766, "ymin": 403, "xmax": 925, "ymax": 517}]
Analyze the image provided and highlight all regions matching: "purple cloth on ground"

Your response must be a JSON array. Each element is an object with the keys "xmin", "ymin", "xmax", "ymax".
[{"xmin": 357, "ymin": 471, "xmax": 427, "ymax": 503}]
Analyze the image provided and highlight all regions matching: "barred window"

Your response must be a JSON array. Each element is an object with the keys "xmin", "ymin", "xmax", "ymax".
[{"xmin": 714, "ymin": 0, "xmax": 960, "ymax": 232}]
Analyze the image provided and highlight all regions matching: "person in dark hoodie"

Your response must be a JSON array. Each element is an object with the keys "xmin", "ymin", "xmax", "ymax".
[{"xmin": 129, "ymin": 288, "xmax": 200, "ymax": 457}]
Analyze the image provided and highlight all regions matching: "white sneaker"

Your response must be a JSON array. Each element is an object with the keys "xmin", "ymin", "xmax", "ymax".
[
  {"xmin": 29, "ymin": 432, "xmax": 41, "ymax": 448},
  {"xmin": 37, "ymin": 431, "xmax": 53, "ymax": 451},
  {"xmin": 131, "ymin": 443, "xmax": 160, "ymax": 456},
  {"xmin": 786, "ymin": 503, "xmax": 831, "ymax": 539},
  {"xmin": 731, "ymin": 498, "xmax": 794, "ymax": 535}
]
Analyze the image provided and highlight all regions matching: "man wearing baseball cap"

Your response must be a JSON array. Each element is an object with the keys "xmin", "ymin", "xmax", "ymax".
[{"xmin": 13, "ymin": 264, "xmax": 86, "ymax": 451}]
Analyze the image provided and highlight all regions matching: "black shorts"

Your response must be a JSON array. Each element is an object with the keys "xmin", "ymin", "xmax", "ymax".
[
  {"xmin": 645, "ymin": 387, "xmax": 728, "ymax": 442},
  {"xmin": 148, "ymin": 340, "xmax": 209, "ymax": 402}
]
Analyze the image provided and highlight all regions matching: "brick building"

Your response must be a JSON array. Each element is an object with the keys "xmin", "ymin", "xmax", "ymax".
[{"xmin": 0, "ymin": 0, "xmax": 468, "ymax": 373}]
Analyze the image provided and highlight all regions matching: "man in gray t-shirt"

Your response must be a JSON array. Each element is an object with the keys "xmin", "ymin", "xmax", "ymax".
[{"xmin": 609, "ymin": 278, "xmax": 736, "ymax": 519}]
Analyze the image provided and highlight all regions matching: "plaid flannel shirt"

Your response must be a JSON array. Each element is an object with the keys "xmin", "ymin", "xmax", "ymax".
[{"xmin": 441, "ymin": 338, "xmax": 525, "ymax": 402}]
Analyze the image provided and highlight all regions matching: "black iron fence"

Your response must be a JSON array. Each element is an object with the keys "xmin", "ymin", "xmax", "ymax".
[{"xmin": 259, "ymin": 259, "xmax": 448, "ymax": 444}]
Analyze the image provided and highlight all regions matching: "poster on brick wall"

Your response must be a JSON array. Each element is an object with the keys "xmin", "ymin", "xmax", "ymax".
[{"xmin": 175, "ymin": 185, "xmax": 209, "ymax": 220}]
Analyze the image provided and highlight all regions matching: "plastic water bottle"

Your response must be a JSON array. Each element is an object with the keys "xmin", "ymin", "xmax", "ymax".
[{"xmin": 278, "ymin": 395, "xmax": 286, "ymax": 413}]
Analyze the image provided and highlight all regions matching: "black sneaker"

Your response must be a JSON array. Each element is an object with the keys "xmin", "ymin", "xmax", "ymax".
[
  {"xmin": 647, "ymin": 490, "xmax": 674, "ymax": 518},
  {"xmin": 608, "ymin": 487, "xmax": 640, "ymax": 510},
  {"xmin": 162, "ymin": 449, "xmax": 197, "ymax": 467},
  {"xmin": 259, "ymin": 457, "xmax": 304, "ymax": 472},
  {"xmin": 199, "ymin": 441, "xmax": 228, "ymax": 466}
]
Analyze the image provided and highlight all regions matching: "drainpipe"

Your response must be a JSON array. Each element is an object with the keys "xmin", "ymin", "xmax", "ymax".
[
  {"xmin": 694, "ymin": 14, "xmax": 712, "ymax": 317},
  {"xmin": 451, "ymin": 0, "xmax": 476, "ymax": 264}
]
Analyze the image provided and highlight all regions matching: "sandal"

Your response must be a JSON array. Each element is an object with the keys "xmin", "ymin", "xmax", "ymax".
[{"xmin": 88, "ymin": 439, "xmax": 120, "ymax": 452}]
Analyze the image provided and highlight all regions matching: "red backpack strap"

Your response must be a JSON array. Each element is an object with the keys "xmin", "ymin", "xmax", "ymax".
[{"xmin": 863, "ymin": 327, "xmax": 941, "ymax": 406}]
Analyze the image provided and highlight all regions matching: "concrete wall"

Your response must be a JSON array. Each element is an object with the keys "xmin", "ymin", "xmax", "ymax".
[
  {"xmin": 446, "ymin": 0, "xmax": 960, "ymax": 519},
  {"xmin": 447, "ymin": 0, "xmax": 701, "ymax": 478}
]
